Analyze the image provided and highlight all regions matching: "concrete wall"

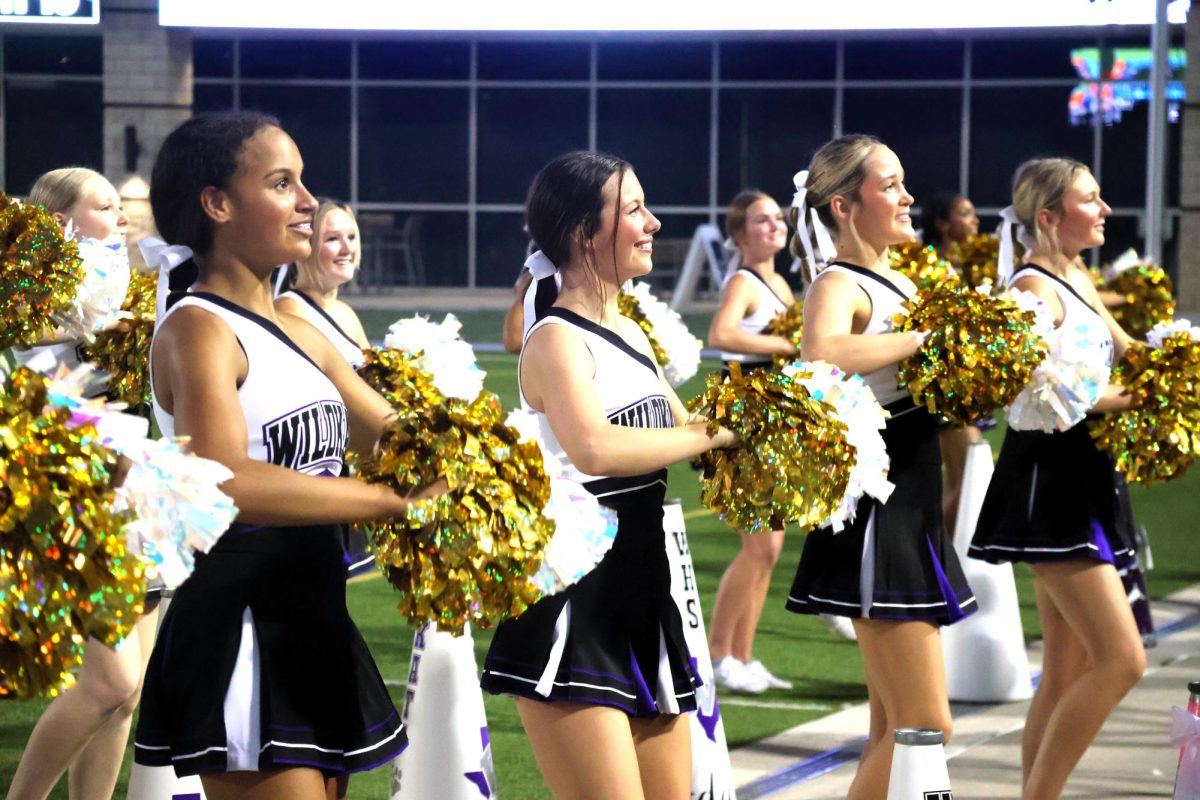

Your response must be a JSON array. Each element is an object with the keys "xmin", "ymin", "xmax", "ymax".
[{"xmin": 1181, "ymin": 9, "xmax": 1200, "ymax": 310}]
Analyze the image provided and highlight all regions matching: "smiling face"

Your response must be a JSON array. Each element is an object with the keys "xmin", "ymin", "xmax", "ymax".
[
  {"xmin": 735, "ymin": 197, "xmax": 788, "ymax": 263},
  {"xmin": 838, "ymin": 146, "xmax": 914, "ymax": 251},
  {"xmin": 940, "ymin": 196, "xmax": 979, "ymax": 244},
  {"xmin": 208, "ymin": 125, "xmax": 317, "ymax": 269},
  {"xmin": 1045, "ymin": 171, "xmax": 1109, "ymax": 255},
  {"xmin": 311, "ymin": 207, "xmax": 360, "ymax": 290},
  {"xmin": 61, "ymin": 175, "xmax": 128, "ymax": 240},
  {"xmin": 587, "ymin": 169, "xmax": 661, "ymax": 285}
]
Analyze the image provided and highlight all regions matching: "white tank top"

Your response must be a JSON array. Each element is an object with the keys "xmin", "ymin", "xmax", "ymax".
[
  {"xmin": 718, "ymin": 268, "xmax": 789, "ymax": 364},
  {"xmin": 151, "ymin": 293, "xmax": 349, "ymax": 477},
  {"xmin": 520, "ymin": 307, "xmax": 672, "ymax": 499},
  {"xmin": 1010, "ymin": 264, "xmax": 1113, "ymax": 369},
  {"xmin": 277, "ymin": 290, "xmax": 365, "ymax": 369},
  {"xmin": 813, "ymin": 262, "xmax": 912, "ymax": 406}
]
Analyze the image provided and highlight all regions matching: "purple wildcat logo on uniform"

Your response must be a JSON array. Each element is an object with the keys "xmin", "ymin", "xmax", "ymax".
[{"xmin": 263, "ymin": 400, "xmax": 348, "ymax": 474}]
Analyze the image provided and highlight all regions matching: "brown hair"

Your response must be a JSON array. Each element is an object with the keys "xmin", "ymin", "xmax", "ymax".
[
  {"xmin": 1011, "ymin": 157, "xmax": 1090, "ymax": 256},
  {"xmin": 724, "ymin": 189, "xmax": 771, "ymax": 246},
  {"xmin": 788, "ymin": 134, "xmax": 883, "ymax": 272}
]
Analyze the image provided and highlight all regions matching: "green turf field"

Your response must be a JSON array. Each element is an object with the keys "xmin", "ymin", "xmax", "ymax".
[{"xmin": 3, "ymin": 315, "xmax": 1197, "ymax": 799}]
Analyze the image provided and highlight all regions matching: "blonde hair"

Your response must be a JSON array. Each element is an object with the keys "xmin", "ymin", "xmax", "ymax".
[
  {"xmin": 28, "ymin": 167, "xmax": 105, "ymax": 217},
  {"xmin": 284, "ymin": 199, "xmax": 360, "ymax": 291},
  {"xmin": 724, "ymin": 189, "xmax": 771, "ymax": 246},
  {"xmin": 1011, "ymin": 157, "xmax": 1090, "ymax": 257},
  {"xmin": 788, "ymin": 134, "xmax": 882, "ymax": 272}
]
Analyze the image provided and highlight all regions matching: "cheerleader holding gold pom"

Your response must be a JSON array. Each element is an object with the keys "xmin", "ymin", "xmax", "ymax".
[
  {"xmin": 5, "ymin": 169, "xmax": 154, "ymax": 800},
  {"xmin": 784, "ymin": 135, "xmax": 977, "ymax": 800},
  {"xmin": 480, "ymin": 152, "xmax": 738, "ymax": 800},
  {"xmin": 704, "ymin": 190, "xmax": 798, "ymax": 694},
  {"xmin": 969, "ymin": 158, "xmax": 1146, "ymax": 800},
  {"xmin": 128, "ymin": 112, "xmax": 442, "ymax": 800}
]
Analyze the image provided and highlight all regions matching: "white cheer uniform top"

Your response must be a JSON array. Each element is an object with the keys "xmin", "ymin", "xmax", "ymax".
[
  {"xmin": 1010, "ymin": 264, "xmax": 1113, "ymax": 370},
  {"xmin": 520, "ymin": 307, "xmax": 673, "ymax": 500},
  {"xmin": 276, "ymin": 290, "xmax": 366, "ymax": 369},
  {"xmin": 152, "ymin": 292, "xmax": 349, "ymax": 478},
  {"xmin": 718, "ymin": 267, "xmax": 789, "ymax": 364},
  {"xmin": 813, "ymin": 261, "xmax": 912, "ymax": 407}
]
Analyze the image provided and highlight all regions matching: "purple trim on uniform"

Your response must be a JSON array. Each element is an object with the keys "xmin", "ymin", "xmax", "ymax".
[
  {"xmin": 1091, "ymin": 520, "xmax": 1116, "ymax": 563},
  {"xmin": 926, "ymin": 536, "xmax": 967, "ymax": 624},
  {"xmin": 628, "ymin": 645, "xmax": 659, "ymax": 713},
  {"xmin": 228, "ymin": 522, "xmax": 265, "ymax": 534},
  {"xmin": 352, "ymin": 739, "xmax": 410, "ymax": 773},
  {"xmin": 480, "ymin": 726, "xmax": 490, "ymax": 749}
]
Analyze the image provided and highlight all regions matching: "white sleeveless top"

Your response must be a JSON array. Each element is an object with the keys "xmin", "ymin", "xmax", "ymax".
[
  {"xmin": 1010, "ymin": 264, "xmax": 1113, "ymax": 369},
  {"xmin": 813, "ymin": 262, "xmax": 912, "ymax": 406},
  {"xmin": 718, "ymin": 268, "xmax": 790, "ymax": 364},
  {"xmin": 520, "ymin": 307, "xmax": 672, "ymax": 499},
  {"xmin": 152, "ymin": 293, "xmax": 349, "ymax": 477},
  {"xmin": 277, "ymin": 290, "xmax": 366, "ymax": 369}
]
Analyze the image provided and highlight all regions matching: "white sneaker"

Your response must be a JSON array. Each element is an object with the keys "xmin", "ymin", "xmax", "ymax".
[
  {"xmin": 711, "ymin": 656, "xmax": 768, "ymax": 694},
  {"xmin": 744, "ymin": 659, "xmax": 793, "ymax": 690},
  {"xmin": 820, "ymin": 613, "xmax": 858, "ymax": 641}
]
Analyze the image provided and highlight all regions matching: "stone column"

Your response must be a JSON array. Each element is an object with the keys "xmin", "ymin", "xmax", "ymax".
[{"xmin": 1180, "ymin": 9, "xmax": 1200, "ymax": 311}]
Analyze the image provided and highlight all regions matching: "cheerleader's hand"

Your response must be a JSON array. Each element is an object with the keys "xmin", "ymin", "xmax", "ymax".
[
  {"xmin": 109, "ymin": 454, "xmax": 133, "ymax": 490},
  {"xmin": 1092, "ymin": 383, "xmax": 1133, "ymax": 414},
  {"xmin": 408, "ymin": 477, "xmax": 449, "ymax": 503},
  {"xmin": 711, "ymin": 425, "xmax": 740, "ymax": 450}
]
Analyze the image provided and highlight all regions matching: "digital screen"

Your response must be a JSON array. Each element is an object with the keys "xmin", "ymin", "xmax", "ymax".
[
  {"xmin": 159, "ymin": 0, "xmax": 1190, "ymax": 31},
  {"xmin": 0, "ymin": 0, "xmax": 98, "ymax": 25}
]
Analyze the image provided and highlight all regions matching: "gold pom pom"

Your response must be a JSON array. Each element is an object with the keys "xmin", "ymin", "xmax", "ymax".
[
  {"xmin": 1088, "ymin": 335, "xmax": 1200, "ymax": 484},
  {"xmin": 358, "ymin": 347, "xmax": 446, "ymax": 415},
  {"xmin": 946, "ymin": 233, "xmax": 1000, "ymax": 290},
  {"xmin": 895, "ymin": 284, "xmax": 1047, "ymax": 426},
  {"xmin": 0, "ymin": 195, "xmax": 85, "ymax": 351},
  {"xmin": 688, "ymin": 362, "xmax": 853, "ymax": 534},
  {"xmin": 763, "ymin": 302, "xmax": 804, "ymax": 365},
  {"xmin": 888, "ymin": 241, "xmax": 960, "ymax": 292},
  {"xmin": 1106, "ymin": 265, "xmax": 1176, "ymax": 339},
  {"xmin": 82, "ymin": 270, "xmax": 157, "ymax": 406},
  {"xmin": 0, "ymin": 368, "xmax": 149, "ymax": 699},
  {"xmin": 618, "ymin": 290, "xmax": 669, "ymax": 368},
  {"xmin": 351, "ymin": 385, "xmax": 551, "ymax": 635}
]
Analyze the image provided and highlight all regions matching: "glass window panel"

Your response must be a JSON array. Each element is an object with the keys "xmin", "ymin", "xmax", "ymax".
[
  {"xmin": 1096, "ymin": 213, "xmax": 1141, "ymax": 265},
  {"xmin": 5, "ymin": 34, "xmax": 101, "ymax": 75},
  {"xmin": 718, "ymin": 88, "xmax": 834, "ymax": 206},
  {"xmin": 720, "ymin": 40, "xmax": 835, "ymax": 81},
  {"xmin": 844, "ymin": 38, "xmax": 963, "ymax": 80},
  {"xmin": 597, "ymin": 89, "xmax": 709, "ymax": 206},
  {"xmin": 358, "ymin": 87, "xmax": 469, "ymax": 203},
  {"xmin": 193, "ymin": 83, "xmax": 234, "ymax": 113},
  {"xmin": 1099, "ymin": 101, "xmax": 1148, "ymax": 207},
  {"xmin": 842, "ymin": 88, "xmax": 961, "ymax": 204},
  {"xmin": 969, "ymin": 86, "xmax": 1094, "ymax": 208},
  {"xmin": 644, "ymin": 213, "xmax": 710, "ymax": 294},
  {"xmin": 240, "ymin": 39, "xmax": 351, "ymax": 80},
  {"xmin": 597, "ymin": 41, "xmax": 710, "ymax": 81},
  {"xmin": 358, "ymin": 41, "xmax": 469, "ymax": 80},
  {"xmin": 357, "ymin": 211, "xmax": 467, "ymax": 288},
  {"xmin": 477, "ymin": 88, "xmax": 588, "ymax": 205},
  {"xmin": 476, "ymin": 212, "xmax": 530, "ymax": 288},
  {"xmin": 478, "ymin": 41, "xmax": 589, "ymax": 81},
  {"xmin": 5, "ymin": 79, "xmax": 102, "ymax": 195},
  {"xmin": 193, "ymin": 38, "xmax": 234, "ymax": 78},
  {"xmin": 240, "ymin": 85, "xmax": 351, "ymax": 200},
  {"xmin": 971, "ymin": 36, "xmax": 1095, "ymax": 80}
]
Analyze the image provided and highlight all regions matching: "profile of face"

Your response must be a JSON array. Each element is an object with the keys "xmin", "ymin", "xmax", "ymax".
[
  {"xmin": 736, "ymin": 197, "xmax": 788, "ymax": 262},
  {"xmin": 1042, "ymin": 171, "xmax": 1109, "ymax": 254},
  {"xmin": 56, "ymin": 176, "xmax": 128, "ymax": 241},
  {"xmin": 204, "ymin": 125, "xmax": 317, "ymax": 268},
  {"xmin": 586, "ymin": 170, "xmax": 661, "ymax": 285},
  {"xmin": 939, "ymin": 196, "xmax": 979, "ymax": 244},
  {"xmin": 836, "ymin": 146, "xmax": 914, "ymax": 250},
  {"xmin": 312, "ymin": 208, "xmax": 360, "ymax": 290}
]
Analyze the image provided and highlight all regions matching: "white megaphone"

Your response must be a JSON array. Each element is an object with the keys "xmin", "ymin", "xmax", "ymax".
[{"xmin": 886, "ymin": 728, "xmax": 953, "ymax": 800}]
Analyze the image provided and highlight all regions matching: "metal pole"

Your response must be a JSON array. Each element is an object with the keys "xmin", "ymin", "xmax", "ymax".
[{"xmin": 1144, "ymin": 0, "xmax": 1169, "ymax": 263}]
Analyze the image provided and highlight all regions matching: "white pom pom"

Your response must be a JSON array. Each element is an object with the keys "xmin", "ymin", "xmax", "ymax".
[
  {"xmin": 55, "ymin": 236, "xmax": 132, "ymax": 342},
  {"xmin": 625, "ymin": 282, "xmax": 703, "ymax": 386},
  {"xmin": 1147, "ymin": 318, "xmax": 1200, "ymax": 347},
  {"xmin": 384, "ymin": 313, "xmax": 487, "ymax": 400}
]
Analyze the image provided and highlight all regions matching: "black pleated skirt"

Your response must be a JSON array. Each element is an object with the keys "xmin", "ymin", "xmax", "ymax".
[
  {"xmin": 480, "ymin": 475, "xmax": 701, "ymax": 717},
  {"xmin": 787, "ymin": 402, "xmax": 978, "ymax": 625},
  {"xmin": 133, "ymin": 524, "xmax": 406, "ymax": 777},
  {"xmin": 969, "ymin": 420, "xmax": 1137, "ymax": 570}
]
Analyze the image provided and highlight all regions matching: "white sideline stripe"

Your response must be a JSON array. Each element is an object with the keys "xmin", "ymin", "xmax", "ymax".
[{"xmin": 721, "ymin": 698, "xmax": 842, "ymax": 712}]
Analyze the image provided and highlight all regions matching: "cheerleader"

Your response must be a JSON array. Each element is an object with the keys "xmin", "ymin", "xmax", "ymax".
[
  {"xmin": 128, "ymin": 112, "xmax": 441, "ymax": 800},
  {"xmin": 704, "ymin": 190, "xmax": 797, "ymax": 694},
  {"xmin": 5, "ymin": 169, "xmax": 155, "ymax": 800},
  {"xmin": 275, "ymin": 199, "xmax": 373, "ymax": 590},
  {"xmin": 785, "ymin": 135, "xmax": 977, "ymax": 799},
  {"xmin": 919, "ymin": 192, "xmax": 985, "ymax": 536},
  {"xmin": 969, "ymin": 158, "xmax": 1145, "ymax": 799},
  {"xmin": 480, "ymin": 152, "xmax": 737, "ymax": 800}
]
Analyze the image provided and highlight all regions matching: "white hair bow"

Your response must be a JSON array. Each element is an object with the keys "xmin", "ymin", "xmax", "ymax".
[
  {"xmin": 791, "ymin": 170, "xmax": 837, "ymax": 283},
  {"xmin": 524, "ymin": 249, "xmax": 558, "ymax": 280},
  {"xmin": 997, "ymin": 206, "xmax": 1035, "ymax": 286},
  {"xmin": 138, "ymin": 237, "xmax": 195, "ymax": 322}
]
